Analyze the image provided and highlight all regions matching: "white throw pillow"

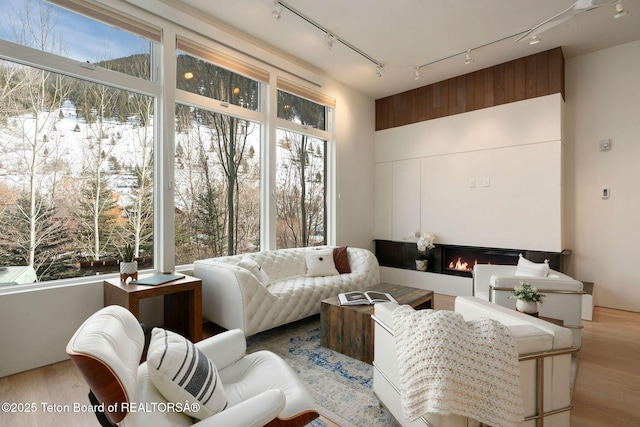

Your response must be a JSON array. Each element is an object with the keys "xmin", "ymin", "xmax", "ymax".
[
  {"xmin": 306, "ymin": 248, "xmax": 339, "ymax": 277},
  {"xmin": 237, "ymin": 257, "xmax": 271, "ymax": 287},
  {"xmin": 514, "ymin": 254, "xmax": 550, "ymax": 277},
  {"xmin": 147, "ymin": 328, "xmax": 228, "ymax": 420}
]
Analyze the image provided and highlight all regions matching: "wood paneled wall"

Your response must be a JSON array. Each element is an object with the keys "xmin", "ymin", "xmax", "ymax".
[{"xmin": 375, "ymin": 48, "xmax": 564, "ymax": 131}]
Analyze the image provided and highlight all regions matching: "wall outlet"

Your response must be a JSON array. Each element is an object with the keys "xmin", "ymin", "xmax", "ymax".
[
  {"xmin": 469, "ymin": 178, "xmax": 476, "ymax": 188},
  {"xmin": 599, "ymin": 139, "xmax": 612, "ymax": 151}
]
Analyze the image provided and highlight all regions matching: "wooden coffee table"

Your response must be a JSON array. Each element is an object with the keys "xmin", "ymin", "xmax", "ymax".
[{"xmin": 320, "ymin": 283, "xmax": 433, "ymax": 364}]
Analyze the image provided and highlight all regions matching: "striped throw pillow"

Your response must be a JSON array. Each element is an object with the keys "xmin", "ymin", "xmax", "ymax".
[{"xmin": 147, "ymin": 328, "xmax": 228, "ymax": 420}]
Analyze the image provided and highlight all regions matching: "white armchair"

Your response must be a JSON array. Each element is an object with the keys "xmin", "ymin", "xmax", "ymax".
[
  {"xmin": 473, "ymin": 263, "xmax": 584, "ymax": 348},
  {"xmin": 372, "ymin": 297, "xmax": 578, "ymax": 427},
  {"xmin": 66, "ymin": 305, "xmax": 319, "ymax": 427}
]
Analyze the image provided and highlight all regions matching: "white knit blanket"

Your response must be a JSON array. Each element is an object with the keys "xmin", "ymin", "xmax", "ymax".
[{"xmin": 392, "ymin": 306, "xmax": 524, "ymax": 427}]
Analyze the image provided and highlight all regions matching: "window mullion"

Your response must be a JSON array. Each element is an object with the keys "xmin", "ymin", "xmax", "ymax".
[
  {"xmin": 0, "ymin": 39, "xmax": 159, "ymax": 97},
  {"xmin": 175, "ymin": 89, "xmax": 264, "ymax": 124},
  {"xmin": 274, "ymin": 117, "xmax": 331, "ymax": 141}
]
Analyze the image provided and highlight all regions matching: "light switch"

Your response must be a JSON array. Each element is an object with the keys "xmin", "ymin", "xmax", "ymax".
[
  {"xmin": 602, "ymin": 188, "xmax": 610, "ymax": 199},
  {"xmin": 483, "ymin": 178, "xmax": 491, "ymax": 187},
  {"xmin": 469, "ymin": 178, "xmax": 476, "ymax": 188}
]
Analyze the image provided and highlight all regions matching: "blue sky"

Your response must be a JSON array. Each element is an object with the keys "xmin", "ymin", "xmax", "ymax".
[{"xmin": 0, "ymin": 0, "xmax": 151, "ymax": 62}]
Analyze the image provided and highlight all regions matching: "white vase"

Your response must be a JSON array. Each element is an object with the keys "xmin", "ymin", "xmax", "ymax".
[
  {"xmin": 120, "ymin": 261, "xmax": 138, "ymax": 282},
  {"xmin": 415, "ymin": 259, "xmax": 428, "ymax": 271},
  {"xmin": 516, "ymin": 299, "xmax": 538, "ymax": 315}
]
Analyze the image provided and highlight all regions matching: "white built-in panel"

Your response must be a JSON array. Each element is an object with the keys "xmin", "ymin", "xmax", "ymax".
[
  {"xmin": 421, "ymin": 141, "xmax": 563, "ymax": 252},
  {"xmin": 392, "ymin": 159, "xmax": 421, "ymax": 240},
  {"xmin": 374, "ymin": 94, "xmax": 564, "ymax": 252},
  {"xmin": 374, "ymin": 163, "xmax": 393, "ymax": 239},
  {"xmin": 375, "ymin": 94, "xmax": 563, "ymax": 163}
]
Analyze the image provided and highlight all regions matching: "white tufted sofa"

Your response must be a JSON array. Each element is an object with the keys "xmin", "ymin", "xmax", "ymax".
[{"xmin": 193, "ymin": 246, "xmax": 380, "ymax": 336}]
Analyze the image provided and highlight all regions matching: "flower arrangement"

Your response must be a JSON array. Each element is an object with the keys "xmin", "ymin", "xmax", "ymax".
[
  {"xmin": 408, "ymin": 231, "xmax": 435, "ymax": 260},
  {"xmin": 509, "ymin": 282, "xmax": 546, "ymax": 303}
]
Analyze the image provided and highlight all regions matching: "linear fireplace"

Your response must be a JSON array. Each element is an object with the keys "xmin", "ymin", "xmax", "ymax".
[{"xmin": 375, "ymin": 240, "xmax": 569, "ymax": 277}]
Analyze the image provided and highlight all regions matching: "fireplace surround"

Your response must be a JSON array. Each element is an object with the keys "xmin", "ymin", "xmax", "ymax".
[{"xmin": 374, "ymin": 240, "xmax": 570, "ymax": 278}]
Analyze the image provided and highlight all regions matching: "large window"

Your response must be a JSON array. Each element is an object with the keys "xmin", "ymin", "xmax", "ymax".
[
  {"xmin": 174, "ymin": 106, "xmax": 261, "ymax": 262},
  {"xmin": 174, "ymin": 50, "xmax": 263, "ymax": 262},
  {"xmin": 276, "ymin": 90, "xmax": 328, "ymax": 248},
  {"xmin": 0, "ymin": 0, "xmax": 335, "ymax": 289},
  {"xmin": 0, "ymin": 0, "xmax": 158, "ymax": 285}
]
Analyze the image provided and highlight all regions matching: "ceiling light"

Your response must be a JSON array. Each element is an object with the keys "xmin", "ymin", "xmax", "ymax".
[
  {"xmin": 184, "ymin": 71, "xmax": 194, "ymax": 80},
  {"xmin": 414, "ymin": 67, "xmax": 422, "ymax": 80},
  {"xmin": 464, "ymin": 50, "xmax": 474, "ymax": 65},
  {"xmin": 614, "ymin": 1, "xmax": 628, "ymax": 18},
  {"xmin": 376, "ymin": 65, "xmax": 385, "ymax": 78},
  {"xmin": 529, "ymin": 35, "xmax": 541, "ymax": 45},
  {"xmin": 325, "ymin": 33, "xmax": 337, "ymax": 50},
  {"xmin": 272, "ymin": 1, "xmax": 282, "ymax": 20}
]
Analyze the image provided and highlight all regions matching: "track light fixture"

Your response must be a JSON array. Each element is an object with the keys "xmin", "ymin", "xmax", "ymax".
[
  {"xmin": 614, "ymin": 0, "xmax": 628, "ymax": 18},
  {"xmin": 325, "ymin": 33, "xmax": 336, "ymax": 50},
  {"xmin": 271, "ymin": 1, "xmax": 282, "ymax": 20},
  {"xmin": 272, "ymin": 1, "xmax": 384, "ymax": 77},
  {"xmin": 464, "ymin": 49, "xmax": 474, "ymax": 65},
  {"xmin": 414, "ymin": 67, "xmax": 422, "ymax": 80}
]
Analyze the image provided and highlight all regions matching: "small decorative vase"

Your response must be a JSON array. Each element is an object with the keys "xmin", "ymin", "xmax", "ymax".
[
  {"xmin": 120, "ymin": 260, "xmax": 138, "ymax": 283},
  {"xmin": 415, "ymin": 259, "xmax": 428, "ymax": 271},
  {"xmin": 516, "ymin": 299, "xmax": 538, "ymax": 315}
]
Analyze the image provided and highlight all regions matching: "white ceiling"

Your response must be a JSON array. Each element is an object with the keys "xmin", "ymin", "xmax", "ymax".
[{"xmin": 164, "ymin": 0, "xmax": 640, "ymax": 99}]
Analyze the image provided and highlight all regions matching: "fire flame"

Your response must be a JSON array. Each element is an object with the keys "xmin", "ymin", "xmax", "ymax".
[{"xmin": 448, "ymin": 257, "xmax": 478, "ymax": 271}]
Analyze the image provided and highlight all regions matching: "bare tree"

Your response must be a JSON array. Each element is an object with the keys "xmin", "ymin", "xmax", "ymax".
[
  {"xmin": 122, "ymin": 92, "xmax": 154, "ymax": 259},
  {"xmin": 0, "ymin": 0, "xmax": 72, "ymax": 275}
]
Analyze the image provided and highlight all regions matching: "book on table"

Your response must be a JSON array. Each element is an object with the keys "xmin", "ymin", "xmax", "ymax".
[{"xmin": 338, "ymin": 290, "xmax": 398, "ymax": 306}]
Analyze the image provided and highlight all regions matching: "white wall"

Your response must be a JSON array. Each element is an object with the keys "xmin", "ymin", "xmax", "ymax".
[
  {"xmin": 324, "ymin": 78, "xmax": 376, "ymax": 252},
  {"xmin": 374, "ymin": 94, "xmax": 564, "ymax": 252},
  {"xmin": 565, "ymin": 40, "xmax": 640, "ymax": 312}
]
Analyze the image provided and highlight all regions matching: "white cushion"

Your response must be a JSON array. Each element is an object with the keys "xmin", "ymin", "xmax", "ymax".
[
  {"xmin": 515, "ymin": 254, "xmax": 549, "ymax": 277},
  {"xmin": 238, "ymin": 257, "xmax": 270, "ymax": 286},
  {"xmin": 305, "ymin": 248, "xmax": 339, "ymax": 277},
  {"xmin": 147, "ymin": 328, "xmax": 228, "ymax": 420}
]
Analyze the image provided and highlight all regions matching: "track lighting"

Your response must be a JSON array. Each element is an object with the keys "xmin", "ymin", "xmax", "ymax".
[
  {"xmin": 529, "ymin": 35, "xmax": 541, "ymax": 45},
  {"xmin": 325, "ymin": 33, "xmax": 336, "ymax": 50},
  {"xmin": 464, "ymin": 50, "xmax": 474, "ymax": 65},
  {"xmin": 272, "ymin": 2, "xmax": 383, "ymax": 78},
  {"xmin": 414, "ymin": 67, "xmax": 422, "ymax": 80},
  {"xmin": 614, "ymin": 1, "xmax": 628, "ymax": 19},
  {"xmin": 272, "ymin": 1, "xmax": 282, "ymax": 20}
]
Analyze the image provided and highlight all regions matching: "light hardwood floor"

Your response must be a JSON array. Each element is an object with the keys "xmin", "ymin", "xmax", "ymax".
[{"xmin": 1, "ymin": 294, "xmax": 638, "ymax": 426}]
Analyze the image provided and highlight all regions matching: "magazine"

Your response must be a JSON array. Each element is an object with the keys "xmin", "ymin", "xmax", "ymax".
[{"xmin": 338, "ymin": 290, "xmax": 398, "ymax": 306}]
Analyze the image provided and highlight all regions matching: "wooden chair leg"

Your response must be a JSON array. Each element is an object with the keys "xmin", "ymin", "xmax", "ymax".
[{"xmin": 265, "ymin": 411, "xmax": 320, "ymax": 427}]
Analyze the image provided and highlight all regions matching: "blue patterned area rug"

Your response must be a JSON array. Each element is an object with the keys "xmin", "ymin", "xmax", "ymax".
[{"xmin": 246, "ymin": 315, "xmax": 401, "ymax": 427}]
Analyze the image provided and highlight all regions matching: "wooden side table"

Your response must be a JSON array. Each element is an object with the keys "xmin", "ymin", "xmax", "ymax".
[
  {"xmin": 103, "ymin": 274, "xmax": 202, "ymax": 342},
  {"xmin": 320, "ymin": 283, "xmax": 433, "ymax": 364}
]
